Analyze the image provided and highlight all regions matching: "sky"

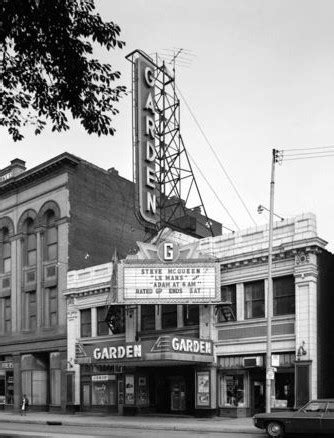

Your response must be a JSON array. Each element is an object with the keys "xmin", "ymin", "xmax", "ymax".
[{"xmin": 2, "ymin": 0, "xmax": 334, "ymax": 250}]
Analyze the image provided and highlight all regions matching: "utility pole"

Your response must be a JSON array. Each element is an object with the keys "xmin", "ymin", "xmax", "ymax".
[{"xmin": 265, "ymin": 148, "xmax": 279, "ymax": 413}]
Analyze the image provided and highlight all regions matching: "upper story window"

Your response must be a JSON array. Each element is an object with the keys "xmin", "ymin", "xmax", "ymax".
[
  {"xmin": 80, "ymin": 309, "xmax": 92, "ymax": 338},
  {"xmin": 245, "ymin": 280, "xmax": 265, "ymax": 319},
  {"xmin": 97, "ymin": 306, "xmax": 109, "ymax": 336},
  {"xmin": 107, "ymin": 306, "xmax": 125, "ymax": 335},
  {"xmin": 44, "ymin": 211, "xmax": 57, "ymax": 262},
  {"xmin": 183, "ymin": 304, "xmax": 199, "ymax": 326},
  {"xmin": 218, "ymin": 285, "xmax": 237, "ymax": 322},
  {"xmin": 273, "ymin": 276, "xmax": 295, "ymax": 316},
  {"xmin": 0, "ymin": 227, "xmax": 11, "ymax": 274},
  {"xmin": 28, "ymin": 290, "xmax": 37, "ymax": 330},
  {"xmin": 141, "ymin": 305, "xmax": 155, "ymax": 331},
  {"xmin": 23, "ymin": 218, "xmax": 36, "ymax": 267},
  {"xmin": 4, "ymin": 297, "xmax": 11, "ymax": 333},
  {"xmin": 161, "ymin": 304, "xmax": 177, "ymax": 329}
]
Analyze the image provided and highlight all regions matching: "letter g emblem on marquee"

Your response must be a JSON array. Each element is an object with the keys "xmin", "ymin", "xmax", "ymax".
[{"xmin": 157, "ymin": 241, "xmax": 180, "ymax": 263}]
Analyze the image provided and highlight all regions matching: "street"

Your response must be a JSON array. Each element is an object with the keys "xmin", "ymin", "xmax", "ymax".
[{"xmin": 0, "ymin": 422, "xmax": 265, "ymax": 438}]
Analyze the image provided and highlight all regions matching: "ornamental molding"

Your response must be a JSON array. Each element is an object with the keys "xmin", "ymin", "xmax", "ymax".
[{"xmin": 221, "ymin": 246, "xmax": 322, "ymax": 272}]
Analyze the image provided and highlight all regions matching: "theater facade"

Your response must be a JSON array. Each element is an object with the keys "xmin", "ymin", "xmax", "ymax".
[
  {"xmin": 65, "ymin": 214, "xmax": 334, "ymax": 416},
  {"xmin": 65, "ymin": 229, "xmax": 220, "ymax": 415}
]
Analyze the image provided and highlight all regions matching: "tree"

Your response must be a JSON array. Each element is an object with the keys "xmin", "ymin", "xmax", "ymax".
[{"xmin": 0, "ymin": 0, "xmax": 126, "ymax": 141}]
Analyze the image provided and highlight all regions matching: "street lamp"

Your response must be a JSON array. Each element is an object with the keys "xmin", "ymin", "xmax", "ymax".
[{"xmin": 257, "ymin": 205, "xmax": 284, "ymax": 221}]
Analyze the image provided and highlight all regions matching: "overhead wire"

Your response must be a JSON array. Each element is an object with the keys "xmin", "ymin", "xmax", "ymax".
[
  {"xmin": 282, "ymin": 145, "xmax": 334, "ymax": 161},
  {"xmin": 187, "ymin": 150, "xmax": 239, "ymax": 231},
  {"xmin": 283, "ymin": 145, "xmax": 334, "ymax": 152},
  {"xmin": 176, "ymin": 86, "xmax": 257, "ymax": 226},
  {"xmin": 283, "ymin": 153, "xmax": 334, "ymax": 161}
]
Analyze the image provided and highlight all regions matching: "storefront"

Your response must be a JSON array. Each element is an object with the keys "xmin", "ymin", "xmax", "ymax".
[
  {"xmin": 0, "ymin": 360, "xmax": 14, "ymax": 407},
  {"xmin": 217, "ymin": 353, "xmax": 295, "ymax": 417},
  {"xmin": 75, "ymin": 335, "xmax": 215, "ymax": 415}
]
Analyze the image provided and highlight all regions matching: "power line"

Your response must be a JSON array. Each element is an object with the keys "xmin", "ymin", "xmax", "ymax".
[
  {"xmin": 284, "ymin": 150, "xmax": 334, "ymax": 157},
  {"xmin": 176, "ymin": 86, "xmax": 257, "ymax": 226},
  {"xmin": 283, "ymin": 153, "xmax": 334, "ymax": 161},
  {"xmin": 187, "ymin": 150, "xmax": 239, "ymax": 231},
  {"xmin": 283, "ymin": 145, "xmax": 334, "ymax": 152}
]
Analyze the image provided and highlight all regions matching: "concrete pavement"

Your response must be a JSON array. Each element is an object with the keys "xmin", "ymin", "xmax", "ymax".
[{"xmin": 0, "ymin": 410, "xmax": 260, "ymax": 434}]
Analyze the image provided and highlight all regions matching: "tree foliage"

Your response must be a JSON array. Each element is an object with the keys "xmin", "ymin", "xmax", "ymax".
[{"xmin": 0, "ymin": 0, "xmax": 126, "ymax": 141}]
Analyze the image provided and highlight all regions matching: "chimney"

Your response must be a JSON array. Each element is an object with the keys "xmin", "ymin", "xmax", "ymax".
[
  {"xmin": 0, "ymin": 158, "xmax": 26, "ymax": 183},
  {"xmin": 10, "ymin": 159, "xmax": 26, "ymax": 176},
  {"xmin": 108, "ymin": 167, "xmax": 119, "ymax": 176}
]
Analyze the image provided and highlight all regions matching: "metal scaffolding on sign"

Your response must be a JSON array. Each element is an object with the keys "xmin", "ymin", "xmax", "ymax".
[{"xmin": 126, "ymin": 49, "xmax": 214, "ymax": 238}]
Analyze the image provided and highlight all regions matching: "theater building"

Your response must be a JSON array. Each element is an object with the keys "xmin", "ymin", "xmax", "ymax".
[
  {"xmin": 65, "ymin": 229, "xmax": 219, "ymax": 415},
  {"xmin": 66, "ymin": 213, "xmax": 334, "ymax": 416}
]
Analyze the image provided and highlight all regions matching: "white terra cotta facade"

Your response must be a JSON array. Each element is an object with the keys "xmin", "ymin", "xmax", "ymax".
[{"xmin": 65, "ymin": 213, "xmax": 334, "ymax": 416}]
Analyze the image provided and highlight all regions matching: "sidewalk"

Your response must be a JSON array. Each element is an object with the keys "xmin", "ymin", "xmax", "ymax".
[{"xmin": 0, "ymin": 410, "xmax": 259, "ymax": 434}]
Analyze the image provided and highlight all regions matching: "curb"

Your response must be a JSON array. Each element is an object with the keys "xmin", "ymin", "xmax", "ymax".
[{"xmin": 0, "ymin": 416, "xmax": 259, "ymax": 434}]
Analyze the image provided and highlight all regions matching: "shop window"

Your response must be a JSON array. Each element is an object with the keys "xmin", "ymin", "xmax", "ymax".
[
  {"xmin": 6, "ymin": 372, "xmax": 14, "ymax": 404},
  {"xmin": 274, "ymin": 372, "xmax": 294, "ymax": 408},
  {"xmin": 97, "ymin": 306, "xmax": 109, "ymax": 336},
  {"xmin": 44, "ymin": 211, "xmax": 57, "ymax": 261},
  {"xmin": 221, "ymin": 374, "xmax": 245, "ymax": 407},
  {"xmin": 81, "ymin": 309, "xmax": 92, "ymax": 338},
  {"xmin": 161, "ymin": 304, "xmax": 177, "ymax": 329},
  {"xmin": 0, "ymin": 376, "xmax": 4, "ymax": 405},
  {"xmin": 50, "ymin": 369, "xmax": 61, "ymax": 405},
  {"xmin": 92, "ymin": 379, "xmax": 116, "ymax": 405},
  {"xmin": 273, "ymin": 276, "xmax": 295, "ymax": 316},
  {"xmin": 217, "ymin": 285, "xmax": 237, "ymax": 322},
  {"xmin": 28, "ymin": 291, "xmax": 37, "ymax": 330},
  {"xmin": 4, "ymin": 297, "xmax": 11, "ymax": 333},
  {"xmin": 244, "ymin": 280, "xmax": 264, "ymax": 319},
  {"xmin": 141, "ymin": 305, "xmax": 155, "ymax": 331},
  {"xmin": 1, "ymin": 227, "xmax": 11, "ymax": 273},
  {"xmin": 183, "ymin": 304, "xmax": 199, "ymax": 326}
]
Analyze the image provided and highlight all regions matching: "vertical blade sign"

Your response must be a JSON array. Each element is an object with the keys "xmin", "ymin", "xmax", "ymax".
[{"xmin": 134, "ymin": 54, "xmax": 158, "ymax": 225}]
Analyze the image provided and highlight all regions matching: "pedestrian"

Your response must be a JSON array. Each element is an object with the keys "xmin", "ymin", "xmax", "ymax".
[{"xmin": 20, "ymin": 394, "xmax": 29, "ymax": 416}]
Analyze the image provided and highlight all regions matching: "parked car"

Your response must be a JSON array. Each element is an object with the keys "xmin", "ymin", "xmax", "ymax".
[{"xmin": 253, "ymin": 399, "xmax": 334, "ymax": 437}]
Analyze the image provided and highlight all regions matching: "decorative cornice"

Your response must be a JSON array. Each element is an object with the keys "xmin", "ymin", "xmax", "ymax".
[
  {"xmin": 221, "ymin": 245, "xmax": 322, "ymax": 272},
  {"xmin": 64, "ymin": 285, "xmax": 110, "ymax": 298},
  {"xmin": 0, "ymin": 153, "xmax": 80, "ymax": 195}
]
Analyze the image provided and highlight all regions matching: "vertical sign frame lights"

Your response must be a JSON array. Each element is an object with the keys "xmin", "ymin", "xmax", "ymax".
[{"xmin": 134, "ymin": 53, "xmax": 158, "ymax": 225}]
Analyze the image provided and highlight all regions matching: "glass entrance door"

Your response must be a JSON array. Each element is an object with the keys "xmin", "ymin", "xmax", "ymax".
[{"xmin": 170, "ymin": 377, "xmax": 186, "ymax": 411}]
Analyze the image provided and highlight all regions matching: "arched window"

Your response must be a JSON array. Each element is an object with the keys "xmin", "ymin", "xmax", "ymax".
[
  {"xmin": 44, "ymin": 211, "xmax": 57, "ymax": 261},
  {"xmin": 1, "ymin": 227, "xmax": 11, "ymax": 273},
  {"xmin": 23, "ymin": 218, "xmax": 36, "ymax": 267}
]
